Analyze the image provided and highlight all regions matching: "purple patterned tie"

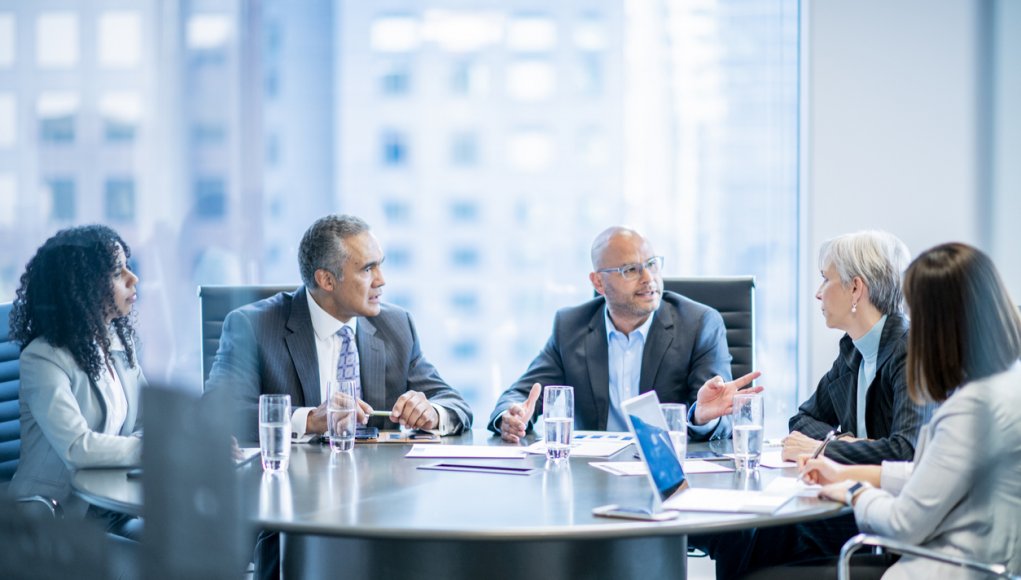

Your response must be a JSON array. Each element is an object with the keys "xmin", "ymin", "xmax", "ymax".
[{"xmin": 336, "ymin": 326, "xmax": 362, "ymax": 401}]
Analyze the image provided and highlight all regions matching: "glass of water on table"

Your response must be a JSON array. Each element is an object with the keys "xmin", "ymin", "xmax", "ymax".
[
  {"xmin": 259, "ymin": 394, "xmax": 291, "ymax": 473},
  {"xmin": 327, "ymin": 380, "xmax": 358, "ymax": 452},
  {"xmin": 732, "ymin": 393, "xmax": 763, "ymax": 471},
  {"xmin": 659, "ymin": 403, "xmax": 687, "ymax": 462},
  {"xmin": 543, "ymin": 386, "xmax": 574, "ymax": 463}
]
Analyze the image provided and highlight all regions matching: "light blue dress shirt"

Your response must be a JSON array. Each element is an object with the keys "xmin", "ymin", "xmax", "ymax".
[
  {"xmin": 851, "ymin": 314, "xmax": 887, "ymax": 438},
  {"xmin": 605, "ymin": 308, "xmax": 656, "ymax": 432}
]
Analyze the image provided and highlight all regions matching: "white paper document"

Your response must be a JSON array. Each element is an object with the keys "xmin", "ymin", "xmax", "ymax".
[
  {"xmin": 721, "ymin": 450, "xmax": 796, "ymax": 469},
  {"xmin": 663, "ymin": 477, "xmax": 808, "ymax": 514},
  {"xmin": 759, "ymin": 450, "xmax": 797, "ymax": 469},
  {"xmin": 404, "ymin": 445, "xmax": 528, "ymax": 459},
  {"xmin": 525, "ymin": 438, "xmax": 631, "ymax": 458},
  {"xmin": 590, "ymin": 459, "xmax": 735, "ymax": 476},
  {"xmin": 663, "ymin": 488, "xmax": 794, "ymax": 514}
]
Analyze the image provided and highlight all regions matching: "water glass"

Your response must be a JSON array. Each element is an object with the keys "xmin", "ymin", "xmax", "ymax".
[
  {"xmin": 327, "ymin": 380, "xmax": 358, "ymax": 453},
  {"xmin": 543, "ymin": 386, "xmax": 574, "ymax": 463},
  {"xmin": 660, "ymin": 403, "xmax": 687, "ymax": 462},
  {"xmin": 732, "ymin": 393, "xmax": 763, "ymax": 471},
  {"xmin": 259, "ymin": 394, "xmax": 291, "ymax": 472}
]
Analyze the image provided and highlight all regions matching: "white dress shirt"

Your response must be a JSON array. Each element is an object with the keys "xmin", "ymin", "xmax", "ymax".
[{"xmin": 291, "ymin": 292, "xmax": 453, "ymax": 437}]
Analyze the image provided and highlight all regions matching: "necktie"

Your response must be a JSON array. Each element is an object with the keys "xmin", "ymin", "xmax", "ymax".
[{"xmin": 336, "ymin": 326, "xmax": 362, "ymax": 401}]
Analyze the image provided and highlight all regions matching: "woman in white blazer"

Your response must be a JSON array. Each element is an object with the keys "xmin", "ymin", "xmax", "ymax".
[
  {"xmin": 9, "ymin": 225, "xmax": 144, "ymax": 539},
  {"xmin": 801, "ymin": 242, "xmax": 1021, "ymax": 579}
]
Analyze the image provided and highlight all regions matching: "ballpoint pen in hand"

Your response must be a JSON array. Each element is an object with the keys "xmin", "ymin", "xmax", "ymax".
[{"xmin": 799, "ymin": 429, "xmax": 837, "ymax": 483}]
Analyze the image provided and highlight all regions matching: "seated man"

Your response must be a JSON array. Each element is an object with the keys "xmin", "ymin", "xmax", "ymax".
[
  {"xmin": 206, "ymin": 214, "xmax": 473, "ymax": 579},
  {"xmin": 207, "ymin": 214, "xmax": 473, "ymax": 441},
  {"xmin": 489, "ymin": 226, "xmax": 760, "ymax": 443}
]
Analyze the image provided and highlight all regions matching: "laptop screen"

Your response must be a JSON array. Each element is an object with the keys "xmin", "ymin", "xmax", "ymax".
[{"xmin": 623, "ymin": 391, "xmax": 686, "ymax": 501}]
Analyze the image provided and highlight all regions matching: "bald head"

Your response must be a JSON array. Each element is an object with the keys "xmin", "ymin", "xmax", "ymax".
[
  {"xmin": 588, "ymin": 226, "xmax": 662, "ymax": 334},
  {"xmin": 591, "ymin": 227, "xmax": 646, "ymax": 270}
]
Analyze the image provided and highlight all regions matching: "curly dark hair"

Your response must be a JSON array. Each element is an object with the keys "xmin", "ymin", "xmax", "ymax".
[{"xmin": 9, "ymin": 225, "xmax": 138, "ymax": 383}]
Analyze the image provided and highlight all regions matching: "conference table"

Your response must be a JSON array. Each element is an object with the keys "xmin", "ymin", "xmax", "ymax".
[{"xmin": 72, "ymin": 431, "xmax": 846, "ymax": 580}]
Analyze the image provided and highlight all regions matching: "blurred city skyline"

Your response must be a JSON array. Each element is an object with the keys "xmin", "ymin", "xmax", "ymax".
[{"xmin": 0, "ymin": 0, "xmax": 799, "ymax": 432}]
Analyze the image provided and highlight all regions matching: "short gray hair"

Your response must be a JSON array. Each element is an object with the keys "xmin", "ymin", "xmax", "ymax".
[
  {"xmin": 818, "ymin": 230, "xmax": 911, "ymax": 315},
  {"xmin": 298, "ymin": 214, "xmax": 370, "ymax": 288}
]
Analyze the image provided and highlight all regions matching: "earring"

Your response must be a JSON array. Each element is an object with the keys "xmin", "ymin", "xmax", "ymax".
[{"xmin": 851, "ymin": 302, "xmax": 857, "ymax": 314}]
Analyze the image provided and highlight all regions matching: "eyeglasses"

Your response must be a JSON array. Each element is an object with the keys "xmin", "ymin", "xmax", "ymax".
[{"xmin": 596, "ymin": 256, "xmax": 664, "ymax": 281}]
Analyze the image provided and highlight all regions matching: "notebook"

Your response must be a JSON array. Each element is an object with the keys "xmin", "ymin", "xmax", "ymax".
[{"xmin": 622, "ymin": 391, "xmax": 799, "ymax": 515}]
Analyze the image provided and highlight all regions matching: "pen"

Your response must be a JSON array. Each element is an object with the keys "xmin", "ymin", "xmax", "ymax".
[
  {"xmin": 809, "ymin": 430, "xmax": 837, "ymax": 460},
  {"xmin": 369, "ymin": 410, "xmax": 393, "ymax": 418},
  {"xmin": 799, "ymin": 430, "xmax": 836, "ymax": 482}
]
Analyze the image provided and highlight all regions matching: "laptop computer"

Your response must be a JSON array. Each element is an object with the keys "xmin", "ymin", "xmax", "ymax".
[{"xmin": 593, "ymin": 391, "xmax": 798, "ymax": 520}]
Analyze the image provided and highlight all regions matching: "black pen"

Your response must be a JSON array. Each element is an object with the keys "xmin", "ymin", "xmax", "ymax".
[{"xmin": 799, "ymin": 430, "xmax": 837, "ymax": 483}]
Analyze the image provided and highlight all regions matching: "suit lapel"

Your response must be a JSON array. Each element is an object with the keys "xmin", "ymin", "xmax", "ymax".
[
  {"xmin": 584, "ymin": 306, "xmax": 610, "ymax": 430},
  {"xmin": 838, "ymin": 334, "xmax": 862, "ymax": 433},
  {"xmin": 285, "ymin": 288, "xmax": 322, "ymax": 407},
  {"xmin": 640, "ymin": 307, "xmax": 673, "ymax": 392},
  {"xmin": 357, "ymin": 317, "xmax": 387, "ymax": 411}
]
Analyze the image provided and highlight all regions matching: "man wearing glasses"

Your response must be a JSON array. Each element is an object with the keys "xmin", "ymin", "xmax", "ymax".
[{"xmin": 489, "ymin": 226, "xmax": 761, "ymax": 442}]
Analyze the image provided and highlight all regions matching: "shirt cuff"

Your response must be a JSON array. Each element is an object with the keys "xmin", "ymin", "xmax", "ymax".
[
  {"xmin": 291, "ymin": 406, "xmax": 314, "ymax": 439},
  {"xmin": 687, "ymin": 403, "xmax": 720, "ymax": 438},
  {"xmin": 432, "ymin": 403, "xmax": 456, "ymax": 436},
  {"xmin": 879, "ymin": 460, "xmax": 913, "ymax": 494}
]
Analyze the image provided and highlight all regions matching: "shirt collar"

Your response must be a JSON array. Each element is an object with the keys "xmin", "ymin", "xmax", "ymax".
[
  {"xmin": 604, "ymin": 306, "xmax": 656, "ymax": 341},
  {"xmin": 306, "ymin": 291, "xmax": 358, "ymax": 341},
  {"xmin": 852, "ymin": 314, "xmax": 887, "ymax": 361}
]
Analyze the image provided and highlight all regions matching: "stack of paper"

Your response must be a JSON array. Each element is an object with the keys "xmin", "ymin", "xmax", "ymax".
[
  {"xmin": 525, "ymin": 438, "xmax": 631, "ymax": 458},
  {"xmin": 589, "ymin": 459, "xmax": 735, "ymax": 476},
  {"xmin": 405, "ymin": 445, "xmax": 528, "ymax": 459}
]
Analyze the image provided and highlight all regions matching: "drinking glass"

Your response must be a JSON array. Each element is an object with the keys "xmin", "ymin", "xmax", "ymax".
[
  {"xmin": 659, "ymin": 403, "xmax": 687, "ymax": 462},
  {"xmin": 327, "ymin": 380, "xmax": 358, "ymax": 453},
  {"xmin": 543, "ymin": 386, "xmax": 574, "ymax": 463},
  {"xmin": 259, "ymin": 394, "xmax": 291, "ymax": 472},
  {"xmin": 732, "ymin": 393, "xmax": 764, "ymax": 471}
]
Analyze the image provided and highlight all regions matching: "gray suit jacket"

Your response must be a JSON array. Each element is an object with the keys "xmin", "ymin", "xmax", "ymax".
[
  {"xmin": 206, "ymin": 287, "xmax": 472, "ymax": 441},
  {"xmin": 854, "ymin": 364, "xmax": 1021, "ymax": 579},
  {"xmin": 488, "ymin": 292, "xmax": 732, "ymax": 439},
  {"xmin": 11, "ymin": 338, "xmax": 144, "ymax": 518}
]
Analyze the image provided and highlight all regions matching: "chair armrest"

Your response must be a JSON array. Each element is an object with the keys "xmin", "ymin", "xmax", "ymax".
[
  {"xmin": 15, "ymin": 495, "xmax": 64, "ymax": 519},
  {"xmin": 838, "ymin": 533, "xmax": 1016, "ymax": 580}
]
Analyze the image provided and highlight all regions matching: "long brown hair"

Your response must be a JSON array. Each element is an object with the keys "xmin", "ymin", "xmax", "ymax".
[{"xmin": 904, "ymin": 243, "xmax": 1021, "ymax": 402}]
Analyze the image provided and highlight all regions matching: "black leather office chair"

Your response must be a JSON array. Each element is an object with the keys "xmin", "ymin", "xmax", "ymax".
[
  {"xmin": 0, "ymin": 301, "xmax": 62, "ymax": 518},
  {"xmin": 663, "ymin": 276, "xmax": 756, "ymax": 380},
  {"xmin": 0, "ymin": 302, "xmax": 20, "ymax": 486},
  {"xmin": 838, "ymin": 533, "xmax": 1020, "ymax": 580},
  {"xmin": 198, "ymin": 285, "xmax": 295, "ymax": 387}
]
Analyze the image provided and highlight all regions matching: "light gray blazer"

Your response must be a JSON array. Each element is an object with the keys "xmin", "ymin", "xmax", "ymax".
[
  {"xmin": 10, "ymin": 337, "xmax": 144, "ymax": 518},
  {"xmin": 854, "ymin": 363, "xmax": 1021, "ymax": 579}
]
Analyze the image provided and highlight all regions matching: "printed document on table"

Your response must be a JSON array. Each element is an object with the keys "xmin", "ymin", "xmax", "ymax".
[
  {"xmin": 663, "ymin": 478, "xmax": 808, "ymax": 514},
  {"xmin": 722, "ymin": 450, "xmax": 796, "ymax": 469},
  {"xmin": 405, "ymin": 445, "xmax": 528, "ymax": 459},
  {"xmin": 589, "ymin": 459, "xmax": 734, "ymax": 476},
  {"xmin": 525, "ymin": 438, "xmax": 631, "ymax": 458}
]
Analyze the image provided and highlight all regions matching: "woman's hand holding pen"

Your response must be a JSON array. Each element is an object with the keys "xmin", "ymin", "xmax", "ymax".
[{"xmin": 798, "ymin": 455, "xmax": 845, "ymax": 485}]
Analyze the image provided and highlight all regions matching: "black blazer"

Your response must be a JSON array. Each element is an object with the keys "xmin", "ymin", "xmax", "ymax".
[
  {"xmin": 789, "ymin": 312, "xmax": 935, "ymax": 464},
  {"xmin": 206, "ymin": 287, "xmax": 472, "ymax": 441},
  {"xmin": 488, "ymin": 291, "xmax": 732, "ymax": 439}
]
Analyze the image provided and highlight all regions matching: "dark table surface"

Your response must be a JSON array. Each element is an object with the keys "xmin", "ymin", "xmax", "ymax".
[{"xmin": 72, "ymin": 430, "xmax": 846, "ymax": 539}]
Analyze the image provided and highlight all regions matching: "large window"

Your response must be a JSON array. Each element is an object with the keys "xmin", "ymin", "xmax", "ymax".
[{"xmin": 0, "ymin": 0, "xmax": 799, "ymax": 434}]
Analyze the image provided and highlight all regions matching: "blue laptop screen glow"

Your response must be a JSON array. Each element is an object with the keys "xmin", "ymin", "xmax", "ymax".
[{"xmin": 628, "ymin": 414, "xmax": 686, "ymax": 500}]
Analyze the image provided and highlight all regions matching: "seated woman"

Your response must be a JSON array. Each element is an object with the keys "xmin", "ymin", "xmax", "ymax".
[
  {"xmin": 699, "ymin": 231, "xmax": 937, "ymax": 580},
  {"xmin": 9, "ymin": 225, "xmax": 144, "ymax": 539},
  {"xmin": 801, "ymin": 242, "xmax": 1021, "ymax": 578},
  {"xmin": 784, "ymin": 230, "xmax": 935, "ymax": 464}
]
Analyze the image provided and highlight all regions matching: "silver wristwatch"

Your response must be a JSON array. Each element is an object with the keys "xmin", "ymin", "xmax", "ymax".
[{"xmin": 845, "ymin": 481, "xmax": 866, "ymax": 506}]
